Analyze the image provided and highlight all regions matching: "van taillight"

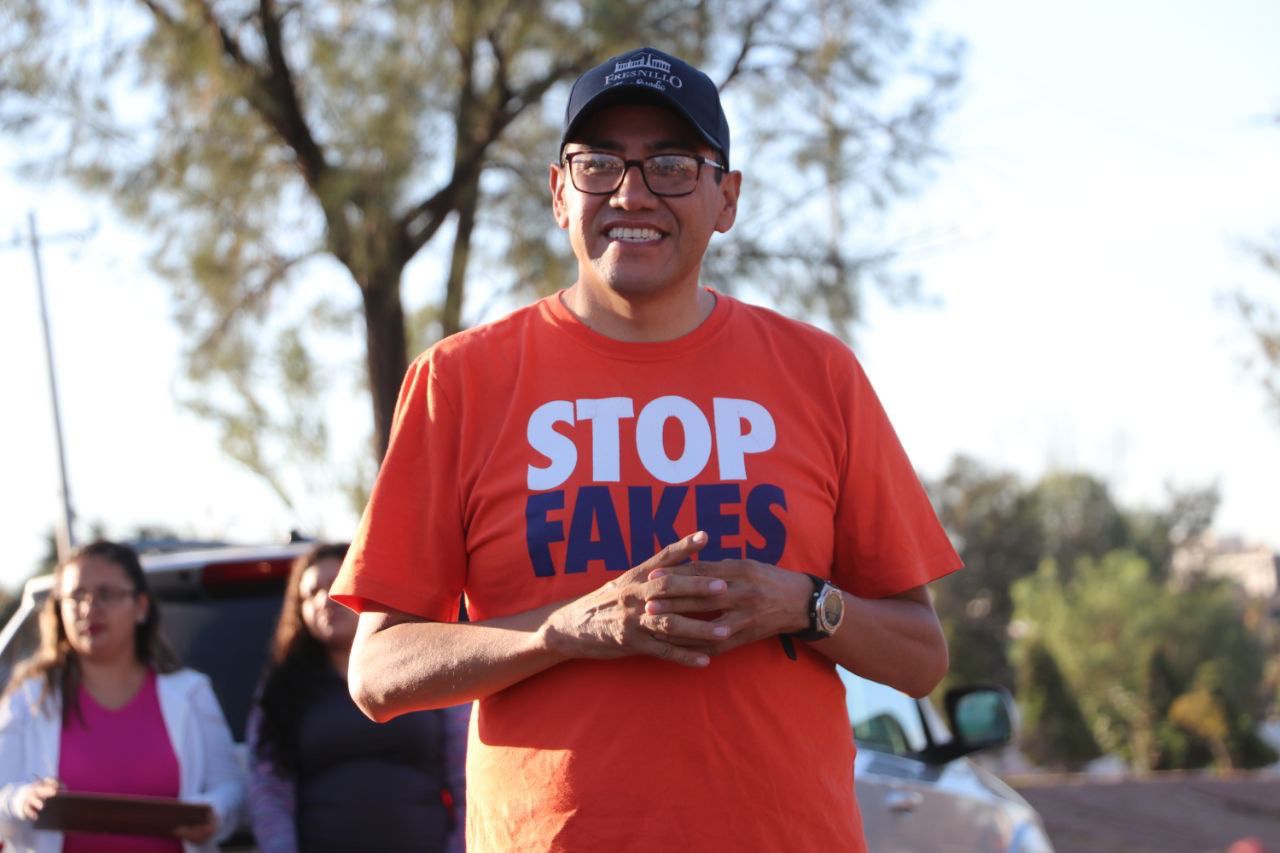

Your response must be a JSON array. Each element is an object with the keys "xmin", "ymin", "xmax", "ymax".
[{"xmin": 201, "ymin": 559, "xmax": 293, "ymax": 588}]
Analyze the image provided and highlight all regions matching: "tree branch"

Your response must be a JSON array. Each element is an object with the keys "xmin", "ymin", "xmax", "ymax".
[
  {"xmin": 189, "ymin": 249, "xmax": 322, "ymax": 370},
  {"xmin": 256, "ymin": 0, "xmax": 327, "ymax": 187},
  {"xmin": 487, "ymin": 28, "xmax": 512, "ymax": 108},
  {"xmin": 718, "ymin": 0, "xmax": 779, "ymax": 91},
  {"xmin": 137, "ymin": 0, "xmax": 354, "ymax": 272},
  {"xmin": 146, "ymin": 0, "xmax": 330, "ymax": 193},
  {"xmin": 398, "ymin": 48, "xmax": 601, "ymax": 258}
]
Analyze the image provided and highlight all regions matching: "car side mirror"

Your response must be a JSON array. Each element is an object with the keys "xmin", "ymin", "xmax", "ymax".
[{"xmin": 945, "ymin": 685, "xmax": 1017, "ymax": 754}]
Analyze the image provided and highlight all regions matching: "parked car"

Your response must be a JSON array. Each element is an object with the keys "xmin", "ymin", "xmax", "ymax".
[
  {"xmin": 844, "ymin": 668, "xmax": 1054, "ymax": 852},
  {"xmin": 0, "ymin": 543, "xmax": 1052, "ymax": 851}
]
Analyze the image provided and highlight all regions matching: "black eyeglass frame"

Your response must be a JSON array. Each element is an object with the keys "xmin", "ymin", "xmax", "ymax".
[{"xmin": 561, "ymin": 151, "xmax": 727, "ymax": 198}]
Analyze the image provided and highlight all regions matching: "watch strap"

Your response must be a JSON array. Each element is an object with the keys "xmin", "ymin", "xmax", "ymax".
[{"xmin": 791, "ymin": 573, "xmax": 829, "ymax": 642}]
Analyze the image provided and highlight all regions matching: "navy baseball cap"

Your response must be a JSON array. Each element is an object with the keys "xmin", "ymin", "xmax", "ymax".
[{"xmin": 560, "ymin": 47, "xmax": 731, "ymax": 169}]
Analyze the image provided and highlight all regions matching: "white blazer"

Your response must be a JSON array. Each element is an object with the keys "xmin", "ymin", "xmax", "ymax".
[{"xmin": 0, "ymin": 668, "xmax": 246, "ymax": 853}]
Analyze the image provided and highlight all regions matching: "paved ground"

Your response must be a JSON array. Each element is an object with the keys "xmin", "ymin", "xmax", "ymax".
[{"xmin": 1010, "ymin": 772, "xmax": 1280, "ymax": 852}]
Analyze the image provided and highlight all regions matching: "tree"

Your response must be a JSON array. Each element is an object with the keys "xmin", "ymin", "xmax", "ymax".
[
  {"xmin": 1122, "ymin": 483, "xmax": 1219, "ymax": 581},
  {"xmin": 1012, "ymin": 553, "xmax": 1168, "ymax": 771},
  {"xmin": 1012, "ymin": 637, "xmax": 1100, "ymax": 770},
  {"xmin": 1233, "ymin": 232, "xmax": 1280, "ymax": 426},
  {"xmin": 929, "ymin": 455, "xmax": 1043, "ymax": 690},
  {"xmin": 929, "ymin": 459, "xmax": 1219, "ymax": 695},
  {"xmin": 1011, "ymin": 552, "xmax": 1273, "ymax": 772},
  {"xmin": 0, "ymin": 0, "xmax": 961, "ymax": 506},
  {"xmin": 1028, "ymin": 471, "xmax": 1129, "ymax": 584},
  {"xmin": 1157, "ymin": 579, "xmax": 1275, "ymax": 770},
  {"xmin": 928, "ymin": 457, "xmax": 1246, "ymax": 770},
  {"xmin": 1233, "ymin": 109, "xmax": 1280, "ymax": 427}
]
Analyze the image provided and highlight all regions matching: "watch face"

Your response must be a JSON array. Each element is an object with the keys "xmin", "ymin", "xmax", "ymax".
[{"xmin": 819, "ymin": 587, "xmax": 844, "ymax": 633}]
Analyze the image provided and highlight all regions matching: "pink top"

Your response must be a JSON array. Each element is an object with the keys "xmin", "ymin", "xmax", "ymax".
[{"xmin": 58, "ymin": 669, "xmax": 184, "ymax": 853}]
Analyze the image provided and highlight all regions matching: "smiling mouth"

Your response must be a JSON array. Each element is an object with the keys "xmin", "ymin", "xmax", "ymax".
[{"xmin": 607, "ymin": 226, "xmax": 662, "ymax": 242}]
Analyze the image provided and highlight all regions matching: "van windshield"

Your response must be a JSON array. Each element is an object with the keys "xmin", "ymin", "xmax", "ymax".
[{"xmin": 160, "ymin": 593, "xmax": 284, "ymax": 741}]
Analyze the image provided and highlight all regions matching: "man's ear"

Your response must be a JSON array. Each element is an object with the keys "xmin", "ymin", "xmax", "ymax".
[
  {"xmin": 714, "ymin": 170, "xmax": 743, "ymax": 234},
  {"xmin": 549, "ymin": 163, "xmax": 570, "ymax": 229}
]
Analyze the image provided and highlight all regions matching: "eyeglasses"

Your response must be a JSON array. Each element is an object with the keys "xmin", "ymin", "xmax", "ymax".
[
  {"xmin": 59, "ymin": 586, "xmax": 138, "ymax": 608},
  {"xmin": 562, "ymin": 151, "xmax": 725, "ymax": 197}
]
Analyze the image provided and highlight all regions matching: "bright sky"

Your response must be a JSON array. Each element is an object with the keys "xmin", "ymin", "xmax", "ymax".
[{"xmin": 1, "ymin": 0, "xmax": 1278, "ymax": 591}]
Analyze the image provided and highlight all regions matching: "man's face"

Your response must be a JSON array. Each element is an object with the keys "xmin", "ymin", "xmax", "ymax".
[{"xmin": 550, "ymin": 103, "xmax": 741, "ymax": 301}]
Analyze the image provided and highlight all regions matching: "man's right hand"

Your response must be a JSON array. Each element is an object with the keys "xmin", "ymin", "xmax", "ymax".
[{"xmin": 542, "ymin": 531, "xmax": 731, "ymax": 667}]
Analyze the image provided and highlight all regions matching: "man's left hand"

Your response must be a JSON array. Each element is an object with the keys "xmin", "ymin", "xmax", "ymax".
[{"xmin": 644, "ymin": 560, "xmax": 812, "ymax": 655}]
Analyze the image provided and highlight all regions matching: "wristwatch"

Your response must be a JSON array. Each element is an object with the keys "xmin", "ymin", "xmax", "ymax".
[{"xmin": 792, "ymin": 573, "xmax": 844, "ymax": 641}]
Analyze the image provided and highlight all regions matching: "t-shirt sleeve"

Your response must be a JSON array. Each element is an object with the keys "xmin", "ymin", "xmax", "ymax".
[
  {"xmin": 829, "ymin": 354, "xmax": 962, "ymax": 599},
  {"xmin": 331, "ymin": 353, "xmax": 467, "ymax": 621}
]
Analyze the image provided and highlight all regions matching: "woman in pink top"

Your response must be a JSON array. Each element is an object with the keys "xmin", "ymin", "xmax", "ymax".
[{"xmin": 0, "ymin": 541, "xmax": 245, "ymax": 853}]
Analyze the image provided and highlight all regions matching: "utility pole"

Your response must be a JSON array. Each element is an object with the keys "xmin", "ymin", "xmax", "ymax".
[{"xmin": 26, "ymin": 211, "xmax": 79, "ymax": 562}]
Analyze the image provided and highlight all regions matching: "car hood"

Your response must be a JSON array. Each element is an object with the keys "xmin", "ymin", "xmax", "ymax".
[{"xmin": 965, "ymin": 757, "xmax": 1037, "ymax": 809}]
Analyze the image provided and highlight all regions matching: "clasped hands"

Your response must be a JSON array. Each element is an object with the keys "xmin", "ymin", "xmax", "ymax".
[{"xmin": 545, "ymin": 530, "xmax": 815, "ymax": 668}]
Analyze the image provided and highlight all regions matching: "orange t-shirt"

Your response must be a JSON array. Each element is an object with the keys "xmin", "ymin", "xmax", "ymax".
[{"xmin": 333, "ymin": 291, "xmax": 961, "ymax": 852}]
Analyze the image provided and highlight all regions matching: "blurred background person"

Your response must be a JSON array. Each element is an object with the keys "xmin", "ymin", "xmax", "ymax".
[
  {"xmin": 0, "ymin": 540, "xmax": 245, "ymax": 852},
  {"xmin": 247, "ymin": 543, "xmax": 466, "ymax": 852}
]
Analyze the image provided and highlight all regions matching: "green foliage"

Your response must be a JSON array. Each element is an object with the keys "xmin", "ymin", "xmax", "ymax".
[
  {"xmin": 1028, "ymin": 472, "xmax": 1129, "ymax": 584},
  {"xmin": 1233, "ymin": 231, "xmax": 1280, "ymax": 427},
  {"xmin": 1122, "ymin": 484, "xmax": 1219, "ymax": 583},
  {"xmin": 1011, "ymin": 554, "xmax": 1273, "ymax": 772},
  {"xmin": 929, "ymin": 457, "xmax": 1259, "ymax": 771},
  {"xmin": 930, "ymin": 456, "xmax": 1042, "ymax": 690},
  {"xmin": 1169, "ymin": 689, "xmax": 1228, "ymax": 743},
  {"xmin": 0, "ymin": 0, "xmax": 962, "ymax": 510},
  {"xmin": 931, "ymin": 457, "xmax": 1221, "ymax": 696},
  {"xmin": 1012, "ymin": 638, "xmax": 1101, "ymax": 769},
  {"xmin": 1012, "ymin": 553, "xmax": 1164, "ymax": 768}
]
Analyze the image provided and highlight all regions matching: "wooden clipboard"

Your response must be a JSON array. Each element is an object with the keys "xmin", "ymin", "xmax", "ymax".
[{"xmin": 33, "ymin": 791, "xmax": 211, "ymax": 837}]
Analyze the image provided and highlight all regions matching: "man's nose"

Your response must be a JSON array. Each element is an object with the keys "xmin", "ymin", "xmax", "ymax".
[{"xmin": 611, "ymin": 164, "xmax": 658, "ymax": 208}]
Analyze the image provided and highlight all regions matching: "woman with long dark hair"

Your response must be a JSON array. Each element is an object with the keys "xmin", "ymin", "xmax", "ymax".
[
  {"xmin": 247, "ymin": 543, "xmax": 466, "ymax": 852},
  {"xmin": 0, "ymin": 540, "xmax": 245, "ymax": 852}
]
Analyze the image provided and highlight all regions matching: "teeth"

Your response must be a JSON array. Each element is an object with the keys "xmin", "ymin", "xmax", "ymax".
[{"xmin": 608, "ymin": 227, "xmax": 660, "ymax": 242}]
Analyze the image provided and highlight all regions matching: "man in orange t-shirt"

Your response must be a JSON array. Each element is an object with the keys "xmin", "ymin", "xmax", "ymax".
[{"xmin": 333, "ymin": 46, "xmax": 962, "ymax": 852}]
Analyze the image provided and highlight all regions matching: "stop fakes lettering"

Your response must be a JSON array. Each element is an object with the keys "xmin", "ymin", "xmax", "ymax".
[{"xmin": 523, "ymin": 396, "xmax": 789, "ymax": 577}]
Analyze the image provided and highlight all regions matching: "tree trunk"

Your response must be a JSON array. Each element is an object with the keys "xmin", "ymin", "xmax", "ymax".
[
  {"xmin": 441, "ymin": 172, "xmax": 481, "ymax": 338},
  {"xmin": 361, "ymin": 268, "xmax": 410, "ymax": 462}
]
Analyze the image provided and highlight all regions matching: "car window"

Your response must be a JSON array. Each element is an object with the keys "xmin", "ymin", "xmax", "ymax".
[
  {"xmin": 838, "ymin": 668, "xmax": 928, "ymax": 756},
  {"xmin": 0, "ymin": 604, "xmax": 41, "ymax": 689},
  {"xmin": 159, "ymin": 592, "xmax": 284, "ymax": 742}
]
